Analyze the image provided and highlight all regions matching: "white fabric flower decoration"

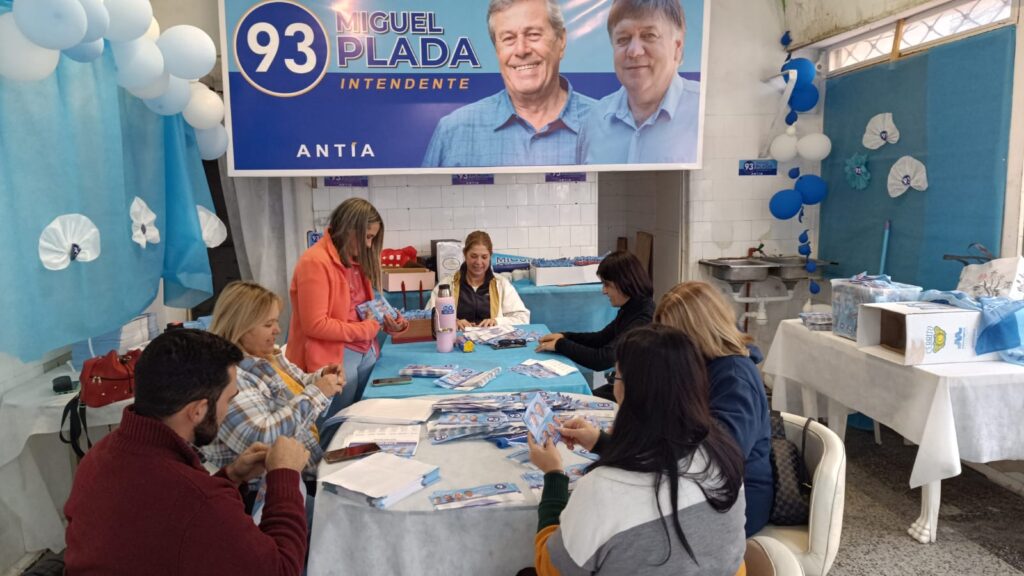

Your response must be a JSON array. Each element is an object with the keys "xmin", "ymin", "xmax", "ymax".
[
  {"xmin": 887, "ymin": 156, "xmax": 928, "ymax": 198},
  {"xmin": 196, "ymin": 205, "xmax": 227, "ymax": 248},
  {"xmin": 130, "ymin": 197, "xmax": 161, "ymax": 248},
  {"xmin": 862, "ymin": 113, "xmax": 901, "ymax": 149},
  {"xmin": 38, "ymin": 214, "xmax": 101, "ymax": 271}
]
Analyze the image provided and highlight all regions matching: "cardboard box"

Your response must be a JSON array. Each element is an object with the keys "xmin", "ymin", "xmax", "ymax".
[
  {"xmin": 383, "ymin": 267, "xmax": 435, "ymax": 293},
  {"xmin": 856, "ymin": 302, "xmax": 999, "ymax": 365},
  {"xmin": 529, "ymin": 263, "xmax": 600, "ymax": 287}
]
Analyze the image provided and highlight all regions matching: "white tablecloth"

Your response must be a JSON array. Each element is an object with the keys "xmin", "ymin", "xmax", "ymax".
[
  {"xmin": 0, "ymin": 367, "xmax": 128, "ymax": 553},
  {"xmin": 764, "ymin": 319, "xmax": 1024, "ymax": 488},
  {"xmin": 308, "ymin": 393, "xmax": 608, "ymax": 576}
]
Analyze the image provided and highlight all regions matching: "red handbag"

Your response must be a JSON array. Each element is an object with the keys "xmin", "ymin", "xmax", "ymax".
[{"xmin": 80, "ymin": 349, "xmax": 141, "ymax": 408}]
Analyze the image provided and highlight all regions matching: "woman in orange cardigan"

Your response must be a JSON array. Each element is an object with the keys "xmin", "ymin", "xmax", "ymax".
[{"xmin": 286, "ymin": 198, "xmax": 407, "ymax": 435}]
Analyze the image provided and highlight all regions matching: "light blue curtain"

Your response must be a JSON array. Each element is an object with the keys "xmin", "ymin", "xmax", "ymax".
[{"xmin": 0, "ymin": 2, "xmax": 215, "ymax": 360}]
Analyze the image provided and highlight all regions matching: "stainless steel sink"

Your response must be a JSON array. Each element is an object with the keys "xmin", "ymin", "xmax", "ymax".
[
  {"xmin": 699, "ymin": 258, "xmax": 779, "ymax": 284},
  {"xmin": 759, "ymin": 256, "xmax": 834, "ymax": 282}
]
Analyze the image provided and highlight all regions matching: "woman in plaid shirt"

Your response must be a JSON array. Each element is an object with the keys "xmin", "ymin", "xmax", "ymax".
[{"xmin": 204, "ymin": 282, "xmax": 345, "ymax": 482}]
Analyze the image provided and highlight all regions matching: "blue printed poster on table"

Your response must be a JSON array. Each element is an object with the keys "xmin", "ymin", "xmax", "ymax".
[{"xmin": 220, "ymin": 0, "xmax": 708, "ymax": 175}]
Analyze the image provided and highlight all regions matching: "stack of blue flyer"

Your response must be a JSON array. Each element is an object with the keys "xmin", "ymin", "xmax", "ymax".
[{"xmin": 320, "ymin": 452, "xmax": 440, "ymax": 509}]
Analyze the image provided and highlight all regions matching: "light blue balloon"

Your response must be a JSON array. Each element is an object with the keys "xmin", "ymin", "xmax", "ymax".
[
  {"xmin": 13, "ymin": 0, "xmax": 88, "ymax": 50},
  {"xmin": 79, "ymin": 0, "xmax": 110, "ymax": 43},
  {"xmin": 104, "ymin": 0, "xmax": 153, "ymax": 42},
  {"xmin": 63, "ymin": 38, "xmax": 105, "ymax": 63},
  {"xmin": 195, "ymin": 124, "xmax": 229, "ymax": 160},
  {"xmin": 112, "ymin": 38, "xmax": 164, "ymax": 89},
  {"xmin": 157, "ymin": 25, "xmax": 217, "ymax": 80},
  {"xmin": 144, "ymin": 75, "xmax": 191, "ymax": 115}
]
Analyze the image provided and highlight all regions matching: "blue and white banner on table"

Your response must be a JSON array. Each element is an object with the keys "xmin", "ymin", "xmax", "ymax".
[{"xmin": 220, "ymin": 0, "xmax": 708, "ymax": 175}]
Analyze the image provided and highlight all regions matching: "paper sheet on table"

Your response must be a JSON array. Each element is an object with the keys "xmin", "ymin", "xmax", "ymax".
[
  {"xmin": 522, "ymin": 358, "xmax": 578, "ymax": 376},
  {"xmin": 342, "ymin": 425, "xmax": 422, "ymax": 457},
  {"xmin": 322, "ymin": 398, "xmax": 436, "ymax": 428},
  {"xmin": 321, "ymin": 452, "xmax": 438, "ymax": 498}
]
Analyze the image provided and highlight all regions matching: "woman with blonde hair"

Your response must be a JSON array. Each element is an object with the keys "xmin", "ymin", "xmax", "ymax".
[
  {"xmin": 287, "ymin": 198, "xmax": 408, "ymax": 436},
  {"xmin": 655, "ymin": 281, "xmax": 773, "ymax": 537},
  {"xmin": 205, "ymin": 281, "xmax": 344, "ymax": 479},
  {"xmin": 426, "ymin": 230, "xmax": 530, "ymax": 329}
]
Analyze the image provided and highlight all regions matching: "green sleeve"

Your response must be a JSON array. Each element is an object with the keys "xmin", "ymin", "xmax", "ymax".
[{"xmin": 537, "ymin": 472, "xmax": 570, "ymax": 532}]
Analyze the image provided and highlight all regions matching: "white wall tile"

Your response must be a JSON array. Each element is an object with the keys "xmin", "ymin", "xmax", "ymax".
[
  {"xmin": 372, "ymin": 187, "xmax": 397, "ymax": 210},
  {"xmin": 580, "ymin": 204, "xmax": 598, "ymax": 225},
  {"xmin": 417, "ymin": 187, "xmax": 442, "ymax": 208},
  {"xmin": 507, "ymin": 227, "xmax": 530, "ymax": 248},
  {"xmin": 559, "ymin": 204, "xmax": 581, "ymax": 226},
  {"xmin": 529, "ymin": 227, "xmax": 550, "ymax": 248},
  {"xmin": 453, "ymin": 206, "xmax": 475, "ymax": 226},
  {"xmin": 571, "ymin": 225, "xmax": 592, "ymax": 246},
  {"xmin": 388, "ymin": 208, "xmax": 410, "ymax": 231},
  {"xmin": 313, "ymin": 188, "xmax": 332, "ymax": 212},
  {"xmin": 549, "ymin": 225, "xmax": 571, "ymax": 247},
  {"xmin": 430, "ymin": 208, "xmax": 453, "ymax": 230},
  {"xmin": 508, "ymin": 184, "xmax": 528, "ymax": 206},
  {"xmin": 517, "ymin": 206, "xmax": 539, "ymax": 227},
  {"xmin": 442, "ymin": 188, "xmax": 462, "ymax": 208},
  {"xmin": 484, "ymin": 185, "xmax": 508, "ymax": 207},
  {"xmin": 538, "ymin": 206, "xmax": 560, "ymax": 226},
  {"xmin": 463, "ymin": 187, "xmax": 488, "ymax": 207},
  {"xmin": 488, "ymin": 228, "xmax": 508, "ymax": 249}
]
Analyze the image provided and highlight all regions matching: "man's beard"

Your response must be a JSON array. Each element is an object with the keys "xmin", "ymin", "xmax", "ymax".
[{"xmin": 192, "ymin": 404, "xmax": 220, "ymax": 447}]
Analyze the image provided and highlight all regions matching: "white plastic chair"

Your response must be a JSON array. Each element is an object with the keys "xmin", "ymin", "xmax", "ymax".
[
  {"xmin": 755, "ymin": 412, "xmax": 846, "ymax": 576},
  {"xmin": 745, "ymin": 535, "xmax": 805, "ymax": 576}
]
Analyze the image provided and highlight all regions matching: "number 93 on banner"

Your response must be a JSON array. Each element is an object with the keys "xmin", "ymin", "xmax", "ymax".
[{"xmin": 234, "ymin": 1, "xmax": 330, "ymax": 97}]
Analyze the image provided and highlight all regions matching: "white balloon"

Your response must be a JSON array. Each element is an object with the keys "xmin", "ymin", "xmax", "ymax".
[
  {"xmin": 13, "ymin": 0, "xmax": 87, "ymax": 50},
  {"xmin": 0, "ymin": 14, "xmax": 61, "ymax": 82},
  {"xmin": 144, "ymin": 75, "xmax": 191, "ymax": 115},
  {"xmin": 128, "ymin": 71, "xmax": 170, "ymax": 99},
  {"xmin": 78, "ymin": 0, "xmax": 110, "ymax": 42},
  {"xmin": 157, "ymin": 25, "xmax": 217, "ymax": 80},
  {"xmin": 769, "ymin": 133, "xmax": 799, "ymax": 162},
  {"xmin": 104, "ymin": 0, "xmax": 153, "ymax": 42},
  {"xmin": 112, "ymin": 38, "xmax": 165, "ymax": 89},
  {"xmin": 63, "ymin": 38, "xmax": 105, "ymax": 63},
  {"xmin": 183, "ymin": 83, "xmax": 225, "ymax": 130},
  {"xmin": 797, "ymin": 133, "xmax": 833, "ymax": 161},
  {"xmin": 143, "ymin": 18, "xmax": 161, "ymax": 42},
  {"xmin": 195, "ymin": 124, "xmax": 229, "ymax": 160}
]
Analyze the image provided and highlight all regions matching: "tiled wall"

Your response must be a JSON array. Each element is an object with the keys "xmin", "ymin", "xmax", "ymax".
[{"xmin": 310, "ymin": 173, "xmax": 599, "ymax": 259}]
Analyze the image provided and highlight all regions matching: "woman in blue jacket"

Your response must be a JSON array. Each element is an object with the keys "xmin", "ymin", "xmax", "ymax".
[{"xmin": 655, "ymin": 281, "xmax": 774, "ymax": 536}]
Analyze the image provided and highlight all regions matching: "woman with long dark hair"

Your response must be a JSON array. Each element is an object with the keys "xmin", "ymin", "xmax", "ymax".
[{"xmin": 528, "ymin": 325, "xmax": 747, "ymax": 575}]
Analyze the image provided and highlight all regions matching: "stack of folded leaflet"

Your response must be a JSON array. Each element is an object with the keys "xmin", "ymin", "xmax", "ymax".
[
  {"xmin": 426, "ymin": 392, "xmax": 612, "ymax": 446},
  {"xmin": 434, "ymin": 367, "xmax": 502, "ymax": 391},
  {"xmin": 798, "ymin": 312, "xmax": 833, "ymax": 332}
]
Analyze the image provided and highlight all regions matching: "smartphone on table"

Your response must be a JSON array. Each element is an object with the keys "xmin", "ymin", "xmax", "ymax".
[
  {"xmin": 323, "ymin": 443, "xmax": 382, "ymax": 464},
  {"xmin": 371, "ymin": 376, "xmax": 413, "ymax": 386}
]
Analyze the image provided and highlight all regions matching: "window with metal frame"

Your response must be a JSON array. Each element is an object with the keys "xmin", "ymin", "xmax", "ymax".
[{"xmin": 826, "ymin": 0, "xmax": 1014, "ymax": 76}]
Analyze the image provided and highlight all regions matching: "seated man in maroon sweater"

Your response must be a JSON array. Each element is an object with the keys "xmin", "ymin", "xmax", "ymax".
[{"xmin": 65, "ymin": 329, "xmax": 311, "ymax": 576}]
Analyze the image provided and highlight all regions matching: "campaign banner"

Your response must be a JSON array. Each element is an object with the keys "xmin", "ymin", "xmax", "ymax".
[{"xmin": 221, "ymin": 0, "xmax": 707, "ymax": 175}]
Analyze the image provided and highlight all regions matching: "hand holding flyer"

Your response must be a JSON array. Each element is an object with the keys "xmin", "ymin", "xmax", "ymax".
[{"xmin": 524, "ymin": 393, "xmax": 561, "ymax": 446}]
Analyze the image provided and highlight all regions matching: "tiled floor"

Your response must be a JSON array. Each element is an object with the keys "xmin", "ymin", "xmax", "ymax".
[{"xmin": 831, "ymin": 427, "xmax": 1024, "ymax": 575}]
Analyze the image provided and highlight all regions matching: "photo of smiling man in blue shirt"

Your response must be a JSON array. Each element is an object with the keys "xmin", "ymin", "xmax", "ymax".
[
  {"xmin": 422, "ymin": 0, "xmax": 595, "ymax": 168},
  {"xmin": 578, "ymin": 0, "xmax": 701, "ymax": 165}
]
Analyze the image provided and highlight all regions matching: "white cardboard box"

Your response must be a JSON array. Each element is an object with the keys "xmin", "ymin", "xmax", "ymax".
[
  {"xmin": 529, "ymin": 263, "xmax": 600, "ymax": 287},
  {"xmin": 856, "ymin": 302, "xmax": 999, "ymax": 365}
]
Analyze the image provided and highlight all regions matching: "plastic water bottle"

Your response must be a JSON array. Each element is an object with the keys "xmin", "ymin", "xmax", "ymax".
[{"xmin": 435, "ymin": 284, "xmax": 457, "ymax": 353}]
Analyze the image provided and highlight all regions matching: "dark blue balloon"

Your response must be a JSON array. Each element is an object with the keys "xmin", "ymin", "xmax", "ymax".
[
  {"xmin": 796, "ymin": 174, "xmax": 828, "ymax": 205},
  {"xmin": 781, "ymin": 31, "xmax": 792, "ymax": 47},
  {"xmin": 798, "ymin": 229, "xmax": 809, "ymax": 244},
  {"xmin": 805, "ymin": 260, "xmax": 818, "ymax": 273},
  {"xmin": 782, "ymin": 58, "xmax": 816, "ymax": 85},
  {"xmin": 789, "ymin": 83, "xmax": 819, "ymax": 112},
  {"xmin": 769, "ymin": 189, "xmax": 803, "ymax": 220},
  {"xmin": 809, "ymin": 280, "xmax": 821, "ymax": 294},
  {"xmin": 798, "ymin": 243, "xmax": 812, "ymax": 256},
  {"xmin": 785, "ymin": 110, "xmax": 798, "ymax": 125},
  {"xmin": 788, "ymin": 167, "xmax": 800, "ymax": 179}
]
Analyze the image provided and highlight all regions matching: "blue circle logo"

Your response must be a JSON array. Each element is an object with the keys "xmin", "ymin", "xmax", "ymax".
[{"xmin": 234, "ymin": 1, "xmax": 330, "ymax": 97}]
